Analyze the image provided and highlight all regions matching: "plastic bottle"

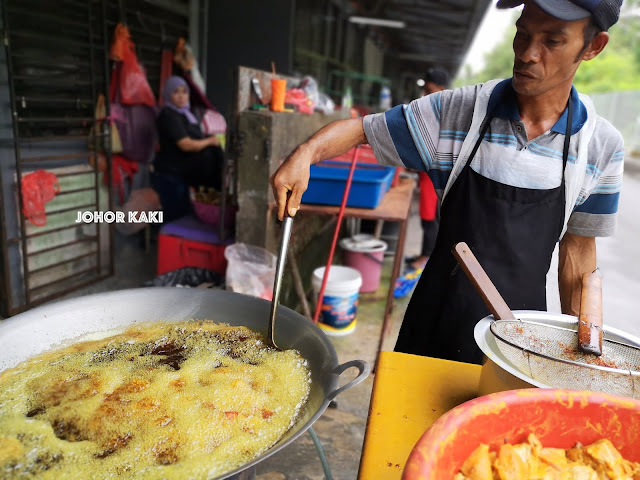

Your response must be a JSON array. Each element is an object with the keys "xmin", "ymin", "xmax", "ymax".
[
  {"xmin": 341, "ymin": 86, "xmax": 353, "ymax": 109},
  {"xmin": 379, "ymin": 86, "xmax": 391, "ymax": 111}
]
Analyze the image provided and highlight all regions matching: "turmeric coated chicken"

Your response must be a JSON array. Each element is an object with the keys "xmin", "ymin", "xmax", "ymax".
[{"xmin": 453, "ymin": 434, "xmax": 640, "ymax": 480}]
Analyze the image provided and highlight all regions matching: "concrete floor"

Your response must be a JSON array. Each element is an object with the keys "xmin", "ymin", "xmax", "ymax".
[{"xmin": 46, "ymin": 186, "xmax": 424, "ymax": 480}]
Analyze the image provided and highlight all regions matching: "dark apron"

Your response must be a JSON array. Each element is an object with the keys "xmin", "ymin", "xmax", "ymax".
[{"xmin": 395, "ymin": 97, "xmax": 573, "ymax": 364}]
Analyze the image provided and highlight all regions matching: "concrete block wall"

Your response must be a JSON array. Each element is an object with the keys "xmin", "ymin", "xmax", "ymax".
[{"xmin": 236, "ymin": 109, "xmax": 349, "ymax": 311}]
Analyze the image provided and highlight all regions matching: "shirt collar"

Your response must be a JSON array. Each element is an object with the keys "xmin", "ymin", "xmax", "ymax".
[{"xmin": 486, "ymin": 78, "xmax": 587, "ymax": 135}]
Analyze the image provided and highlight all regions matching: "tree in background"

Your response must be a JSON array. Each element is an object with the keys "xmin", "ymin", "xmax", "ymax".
[{"xmin": 455, "ymin": 3, "xmax": 640, "ymax": 94}]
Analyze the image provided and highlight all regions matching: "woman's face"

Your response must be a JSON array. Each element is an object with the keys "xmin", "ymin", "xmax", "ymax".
[{"xmin": 170, "ymin": 85, "xmax": 189, "ymax": 108}]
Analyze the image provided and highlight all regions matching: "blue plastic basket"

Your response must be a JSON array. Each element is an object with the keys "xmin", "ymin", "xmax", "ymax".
[{"xmin": 303, "ymin": 161, "xmax": 395, "ymax": 209}]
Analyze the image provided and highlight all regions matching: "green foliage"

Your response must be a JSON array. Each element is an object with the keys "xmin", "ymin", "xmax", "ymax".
[{"xmin": 455, "ymin": 8, "xmax": 640, "ymax": 94}]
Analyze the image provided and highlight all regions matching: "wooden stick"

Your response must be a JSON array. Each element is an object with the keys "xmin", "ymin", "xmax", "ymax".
[
  {"xmin": 271, "ymin": 61, "xmax": 276, "ymax": 76},
  {"xmin": 451, "ymin": 242, "xmax": 515, "ymax": 320}
]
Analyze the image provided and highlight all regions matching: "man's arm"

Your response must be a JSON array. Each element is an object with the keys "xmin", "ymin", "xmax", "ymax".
[
  {"xmin": 270, "ymin": 118, "xmax": 366, "ymax": 220},
  {"xmin": 558, "ymin": 232, "xmax": 597, "ymax": 316}
]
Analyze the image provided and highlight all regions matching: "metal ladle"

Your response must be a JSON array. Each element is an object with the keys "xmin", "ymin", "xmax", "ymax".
[{"xmin": 267, "ymin": 201, "xmax": 293, "ymax": 350}]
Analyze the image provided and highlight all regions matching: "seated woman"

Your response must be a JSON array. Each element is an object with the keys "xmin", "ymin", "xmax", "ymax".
[{"xmin": 154, "ymin": 76, "xmax": 224, "ymax": 191}]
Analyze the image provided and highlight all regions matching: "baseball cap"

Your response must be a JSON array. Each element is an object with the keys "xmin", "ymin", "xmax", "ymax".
[{"xmin": 496, "ymin": 0, "xmax": 623, "ymax": 31}]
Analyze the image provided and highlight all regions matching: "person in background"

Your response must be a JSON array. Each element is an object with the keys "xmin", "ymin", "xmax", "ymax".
[
  {"xmin": 406, "ymin": 67, "xmax": 450, "ymax": 270},
  {"xmin": 271, "ymin": 0, "xmax": 625, "ymax": 365},
  {"xmin": 154, "ymin": 76, "xmax": 223, "ymax": 191}
]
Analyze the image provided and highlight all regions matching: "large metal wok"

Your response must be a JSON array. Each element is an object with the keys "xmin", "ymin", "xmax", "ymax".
[{"xmin": 0, "ymin": 287, "xmax": 371, "ymax": 479}]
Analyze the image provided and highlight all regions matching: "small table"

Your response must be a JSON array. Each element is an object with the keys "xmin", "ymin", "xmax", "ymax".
[
  {"xmin": 298, "ymin": 177, "xmax": 415, "ymax": 360},
  {"xmin": 358, "ymin": 351, "xmax": 482, "ymax": 479}
]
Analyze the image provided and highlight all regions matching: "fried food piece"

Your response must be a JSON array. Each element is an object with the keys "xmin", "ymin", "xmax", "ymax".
[
  {"xmin": 460, "ymin": 444, "xmax": 494, "ymax": 480},
  {"xmin": 495, "ymin": 443, "xmax": 528, "ymax": 480},
  {"xmin": 454, "ymin": 434, "xmax": 640, "ymax": 480}
]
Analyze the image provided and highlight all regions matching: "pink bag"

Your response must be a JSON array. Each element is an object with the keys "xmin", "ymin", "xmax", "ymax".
[{"xmin": 201, "ymin": 109, "xmax": 227, "ymax": 135}]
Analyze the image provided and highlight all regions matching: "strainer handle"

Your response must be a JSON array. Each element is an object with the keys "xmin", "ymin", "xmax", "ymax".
[{"xmin": 452, "ymin": 242, "xmax": 516, "ymax": 320}]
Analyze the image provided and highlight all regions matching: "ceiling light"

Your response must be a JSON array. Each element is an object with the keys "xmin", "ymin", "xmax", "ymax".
[
  {"xmin": 348, "ymin": 16, "xmax": 406, "ymax": 29},
  {"xmin": 417, "ymin": 79, "xmax": 425, "ymax": 87}
]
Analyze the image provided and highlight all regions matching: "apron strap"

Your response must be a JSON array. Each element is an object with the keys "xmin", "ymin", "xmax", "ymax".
[{"xmin": 562, "ymin": 95, "xmax": 573, "ymax": 170}]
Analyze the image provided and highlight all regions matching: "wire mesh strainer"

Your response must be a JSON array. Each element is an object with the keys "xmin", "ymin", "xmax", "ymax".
[{"xmin": 490, "ymin": 318, "xmax": 640, "ymax": 398}]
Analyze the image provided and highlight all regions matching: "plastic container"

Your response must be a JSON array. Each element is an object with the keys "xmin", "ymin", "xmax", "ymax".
[
  {"xmin": 312, "ymin": 266, "xmax": 362, "ymax": 336},
  {"xmin": 157, "ymin": 215, "xmax": 233, "ymax": 275},
  {"xmin": 270, "ymin": 78, "xmax": 287, "ymax": 112},
  {"xmin": 340, "ymin": 234, "xmax": 387, "ymax": 293},
  {"xmin": 331, "ymin": 145, "xmax": 402, "ymax": 187},
  {"xmin": 191, "ymin": 200, "xmax": 237, "ymax": 229},
  {"xmin": 224, "ymin": 243, "xmax": 276, "ymax": 300},
  {"xmin": 402, "ymin": 389, "xmax": 640, "ymax": 480},
  {"xmin": 303, "ymin": 161, "xmax": 394, "ymax": 209}
]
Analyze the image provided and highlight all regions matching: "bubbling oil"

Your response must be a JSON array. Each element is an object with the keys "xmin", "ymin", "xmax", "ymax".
[{"xmin": 0, "ymin": 321, "xmax": 312, "ymax": 479}]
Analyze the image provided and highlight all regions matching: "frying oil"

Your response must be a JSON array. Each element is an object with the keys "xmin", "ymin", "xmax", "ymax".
[{"xmin": 0, "ymin": 321, "xmax": 311, "ymax": 479}]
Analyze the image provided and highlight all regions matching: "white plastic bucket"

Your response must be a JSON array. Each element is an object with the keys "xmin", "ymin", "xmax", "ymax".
[
  {"xmin": 312, "ymin": 266, "xmax": 362, "ymax": 336},
  {"xmin": 340, "ymin": 234, "xmax": 387, "ymax": 293}
]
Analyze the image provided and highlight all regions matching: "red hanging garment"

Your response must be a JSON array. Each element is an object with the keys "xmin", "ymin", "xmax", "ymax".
[
  {"xmin": 21, "ymin": 170, "xmax": 61, "ymax": 227},
  {"xmin": 109, "ymin": 24, "xmax": 155, "ymax": 107},
  {"xmin": 107, "ymin": 154, "xmax": 139, "ymax": 204}
]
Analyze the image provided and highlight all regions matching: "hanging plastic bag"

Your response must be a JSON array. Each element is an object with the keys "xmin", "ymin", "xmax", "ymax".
[
  {"xmin": 110, "ymin": 24, "xmax": 155, "ymax": 107},
  {"xmin": 111, "ymin": 101, "xmax": 157, "ymax": 163},
  {"xmin": 224, "ymin": 244, "xmax": 276, "ymax": 300},
  {"xmin": 174, "ymin": 38, "xmax": 206, "ymax": 93},
  {"xmin": 201, "ymin": 109, "xmax": 227, "ymax": 135},
  {"xmin": 21, "ymin": 170, "xmax": 61, "ymax": 227}
]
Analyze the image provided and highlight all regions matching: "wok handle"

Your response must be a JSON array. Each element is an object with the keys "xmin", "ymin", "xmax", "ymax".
[{"xmin": 327, "ymin": 360, "xmax": 371, "ymax": 401}]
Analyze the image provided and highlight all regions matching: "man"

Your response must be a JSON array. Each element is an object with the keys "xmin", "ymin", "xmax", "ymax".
[
  {"xmin": 271, "ymin": 0, "xmax": 625, "ymax": 364},
  {"xmin": 408, "ymin": 67, "xmax": 450, "ymax": 270}
]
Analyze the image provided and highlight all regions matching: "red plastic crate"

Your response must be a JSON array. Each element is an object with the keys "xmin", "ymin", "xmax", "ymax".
[
  {"xmin": 157, "ymin": 234, "xmax": 228, "ymax": 275},
  {"xmin": 331, "ymin": 145, "xmax": 402, "ymax": 187}
]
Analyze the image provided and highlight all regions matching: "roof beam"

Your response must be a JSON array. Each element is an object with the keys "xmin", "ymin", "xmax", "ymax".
[{"xmin": 395, "ymin": 51, "xmax": 462, "ymax": 63}]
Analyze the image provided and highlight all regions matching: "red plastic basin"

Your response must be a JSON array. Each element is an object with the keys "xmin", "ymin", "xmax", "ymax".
[{"xmin": 403, "ymin": 389, "xmax": 640, "ymax": 480}]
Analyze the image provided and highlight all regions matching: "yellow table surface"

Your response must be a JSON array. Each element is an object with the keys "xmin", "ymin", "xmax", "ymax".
[{"xmin": 358, "ymin": 351, "xmax": 482, "ymax": 479}]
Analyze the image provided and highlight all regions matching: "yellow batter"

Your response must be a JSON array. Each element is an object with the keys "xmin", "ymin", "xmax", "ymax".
[{"xmin": 0, "ymin": 321, "xmax": 311, "ymax": 479}]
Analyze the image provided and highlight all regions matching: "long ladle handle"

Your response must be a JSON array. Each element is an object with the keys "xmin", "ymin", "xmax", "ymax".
[
  {"xmin": 452, "ymin": 242, "xmax": 516, "ymax": 320},
  {"xmin": 268, "ymin": 195, "xmax": 293, "ymax": 348}
]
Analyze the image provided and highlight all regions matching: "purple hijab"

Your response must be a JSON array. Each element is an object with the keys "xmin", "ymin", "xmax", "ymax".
[{"xmin": 163, "ymin": 76, "xmax": 198, "ymax": 124}]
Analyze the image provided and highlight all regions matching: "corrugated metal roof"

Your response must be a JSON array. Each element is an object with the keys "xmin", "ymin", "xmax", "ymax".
[{"xmin": 356, "ymin": 0, "xmax": 493, "ymax": 76}]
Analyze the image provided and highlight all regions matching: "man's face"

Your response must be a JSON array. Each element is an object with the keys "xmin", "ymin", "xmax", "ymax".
[
  {"xmin": 424, "ymin": 81, "xmax": 444, "ymax": 95},
  {"xmin": 512, "ymin": 3, "xmax": 590, "ymax": 97}
]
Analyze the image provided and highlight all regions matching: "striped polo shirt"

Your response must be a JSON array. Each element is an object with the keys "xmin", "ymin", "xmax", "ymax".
[{"xmin": 363, "ymin": 78, "xmax": 625, "ymax": 237}]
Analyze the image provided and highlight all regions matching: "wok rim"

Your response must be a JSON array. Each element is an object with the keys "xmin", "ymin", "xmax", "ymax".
[{"xmin": 0, "ymin": 287, "xmax": 362, "ymax": 479}]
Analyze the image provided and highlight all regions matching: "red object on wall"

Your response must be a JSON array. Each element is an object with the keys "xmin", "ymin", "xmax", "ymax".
[
  {"xmin": 21, "ymin": 170, "xmax": 60, "ymax": 226},
  {"xmin": 402, "ymin": 388, "xmax": 640, "ymax": 480},
  {"xmin": 157, "ymin": 234, "xmax": 228, "ymax": 276}
]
